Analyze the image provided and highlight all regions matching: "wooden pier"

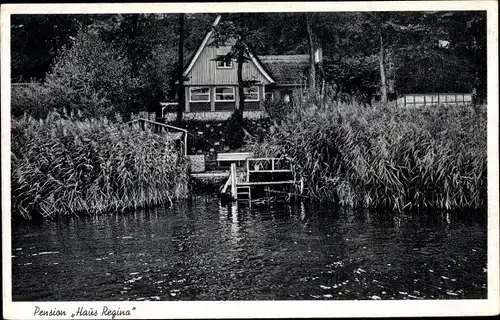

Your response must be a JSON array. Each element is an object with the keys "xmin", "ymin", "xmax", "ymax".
[
  {"xmin": 125, "ymin": 122, "xmax": 298, "ymax": 201},
  {"xmin": 221, "ymin": 156, "xmax": 297, "ymax": 202}
]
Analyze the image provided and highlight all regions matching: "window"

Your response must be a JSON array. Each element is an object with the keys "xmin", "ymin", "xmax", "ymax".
[
  {"xmin": 189, "ymin": 87, "xmax": 210, "ymax": 102},
  {"xmin": 216, "ymin": 55, "xmax": 233, "ymax": 68},
  {"xmin": 215, "ymin": 87, "xmax": 235, "ymax": 102},
  {"xmin": 244, "ymin": 86, "xmax": 260, "ymax": 101}
]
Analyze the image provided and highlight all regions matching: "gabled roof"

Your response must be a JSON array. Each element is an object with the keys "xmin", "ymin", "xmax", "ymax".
[
  {"xmin": 182, "ymin": 15, "xmax": 221, "ymax": 78},
  {"xmin": 182, "ymin": 15, "xmax": 275, "ymax": 84},
  {"xmin": 259, "ymin": 55, "xmax": 309, "ymax": 85}
]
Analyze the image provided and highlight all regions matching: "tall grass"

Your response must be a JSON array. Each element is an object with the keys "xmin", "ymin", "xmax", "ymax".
[
  {"xmin": 253, "ymin": 101, "xmax": 487, "ymax": 211},
  {"xmin": 11, "ymin": 113, "xmax": 189, "ymax": 220}
]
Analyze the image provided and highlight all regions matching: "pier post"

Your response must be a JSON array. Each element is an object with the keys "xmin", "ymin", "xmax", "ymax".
[
  {"xmin": 231, "ymin": 163, "xmax": 238, "ymax": 200},
  {"xmin": 246, "ymin": 159, "xmax": 250, "ymax": 182}
]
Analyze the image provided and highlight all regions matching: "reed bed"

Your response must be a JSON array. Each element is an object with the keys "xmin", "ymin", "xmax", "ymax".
[
  {"xmin": 253, "ymin": 101, "xmax": 487, "ymax": 211},
  {"xmin": 11, "ymin": 113, "xmax": 189, "ymax": 220}
]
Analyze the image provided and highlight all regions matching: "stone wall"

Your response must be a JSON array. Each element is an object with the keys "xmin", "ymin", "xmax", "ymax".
[
  {"xmin": 164, "ymin": 110, "xmax": 266, "ymax": 122},
  {"xmin": 188, "ymin": 155, "xmax": 206, "ymax": 173}
]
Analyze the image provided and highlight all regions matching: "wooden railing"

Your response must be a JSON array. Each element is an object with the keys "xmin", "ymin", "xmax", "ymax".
[
  {"xmin": 126, "ymin": 118, "xmax": 188, "ymax": 156},
  {"xmin": 160, "ymin": 102, "xmax": 179, "ymax": 118},
  {"xmin": 246, "ymin": 157, "xmax": 293, "ymax": 183},
  {"xmin": 220, "ymin": 157, "xmax": 299, "ymax": 201}
]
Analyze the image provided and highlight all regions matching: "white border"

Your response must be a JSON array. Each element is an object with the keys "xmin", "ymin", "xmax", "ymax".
[{"xmin": 1, "ymin": 1, "xmax": 499, "ymax": 319}]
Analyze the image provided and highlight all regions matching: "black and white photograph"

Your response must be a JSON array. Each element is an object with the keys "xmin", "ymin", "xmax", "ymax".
[{"xmin": 2, "ymin": 1, "xmax": 499, "ymax": 318}]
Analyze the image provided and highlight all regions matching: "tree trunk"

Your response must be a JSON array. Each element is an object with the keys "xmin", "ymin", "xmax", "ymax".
[
  {"xmin": 320, "ymin": 78, "xmax": 325, "ymax": 107},
  {"xmin": 306, "ymin": 13, "xmax": 316, "ymax": 92},
  {"xmin": 125, "ymin": 15, "xmax": 140, "ymax": 118},
  {"xmin": 129, "ymin": 15, "xmax": 140, "ymax": 79},
  {"xmin": 379, "ymin": 24, "xmax": 388, "ymax": 106},
  {"xmin": 336, "ymin": 84, "xmax": 342, "ymax": 104},
  {"xmin": 176, "ymin": 13, "xmax": 185, "ymax": 122},
  {"xmin": 237, "ymin": 48, "xmax": 245, "ymax": 115}
]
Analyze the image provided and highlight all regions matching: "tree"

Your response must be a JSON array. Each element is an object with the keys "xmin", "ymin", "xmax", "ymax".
[
  {"xmin": 255, "ymin": 12, "xmax": 320, "ymax": 92},
  {"xmin": 306, "ymin": 13, "xmax": 316, "ymax": 91},
  {"xmin": 11, "ymin": 14, "xmax": 92, "ymax": 81},
  {"xmin": 211, "ymin": 13, "xmax": 265, "ymax": 115},
  {"xmin": 378, "ymin": 22, "xmax": 388, "ymax": 105},
  {"xmin": 42, "ymin": 28, "xmax": 137, "ymax": 118},
  {"xmin": 96, "ymin": 14, "xmax": 182, "ymax": 114},
  {"xmin": 176, "ymin": 13, "xmax": 185, "ymax": 122},
  {"xmin": 316, "ymin": 11, "xmax": 479, "ymax": 104},
  {"xmin": 354, "ymin": 12, "xmax": 395, "ymax": 106},
  {"xmin": 434, "ymin": 11, "xmax": 487, "ymax": 102},
  {"xmin": 295, "ymin": 12, "xmax": 389, "ymax": 104},
  {"xmin": 323, "ymin": 55, "xmax": 379, "ymax": 106},
  {"xmin": 11, "ymin": 12, "xmax": 487, "ymax": 114}
]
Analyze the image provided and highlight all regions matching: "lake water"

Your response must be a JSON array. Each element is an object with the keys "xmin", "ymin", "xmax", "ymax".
[{"xmin": 12, "ymin": 194, "xmax": 487, "ymax": 301}]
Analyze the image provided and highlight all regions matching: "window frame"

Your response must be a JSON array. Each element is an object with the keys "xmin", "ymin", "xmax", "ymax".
[
  {"xmin": 244, "ymin": 86, "xmax": 260, "ymax": 102},
  {"xmin": 189, "ymin": 87, "xmax": 211, "ymax": 103},
  {"xmin": 216, "ymin": 55, "xmax": 233, "ymax": 69},
  {"xmin": 214, "ymin": 86, "xmax": 236, "ymax": 102}
]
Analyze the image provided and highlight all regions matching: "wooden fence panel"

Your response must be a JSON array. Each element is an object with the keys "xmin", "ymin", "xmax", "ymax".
[{"xmin": 398, "ymin": 93, "xmax": 472, "ymax": 108}]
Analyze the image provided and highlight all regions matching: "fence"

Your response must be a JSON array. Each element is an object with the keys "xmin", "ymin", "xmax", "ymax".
[
  {"xmin": 126, "ymin": 118, "xmax": 188, "ymax": 156},
  {"xmin": 396, "ymin": 93, "xmax": 472, "ymax": 108}
]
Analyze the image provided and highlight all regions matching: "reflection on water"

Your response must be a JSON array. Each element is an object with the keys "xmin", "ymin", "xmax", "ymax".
[
  {"xmin": 230, "ymin": 203, "xmax": 240, "ymax": 242},
  {"xmin": 12, "ymin": 194, "xmax": 487, "ymax": 301}
]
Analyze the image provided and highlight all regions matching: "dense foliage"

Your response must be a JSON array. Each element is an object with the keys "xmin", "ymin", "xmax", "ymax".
[
  {"xmin": 11, "ymin": 29, "xmax": 138, "ymax": 119},
  {"xmin": 11, "ymin": 11, "xmax": 487, "ymax": 117},
  {"xmin": 11, "ymin": 14, "xmax": 215, "ymax": 118},
  {"xmin": 11, "ymin": 113, "xmax": 189, "ymax": 220},
  {"xmin": 253, "ymin": 101, "xmax": 487, "ymax": 211},
  {"xmin": 223, "ymin": 112, "xmax": 246, "ymax": 149},
  {"xmin": 11, "ymin": 14, "xmax": 90, "ymax": 81}
]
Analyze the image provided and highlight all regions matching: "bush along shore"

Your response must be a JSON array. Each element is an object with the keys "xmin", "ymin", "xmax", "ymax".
[
  {"xmin": 11, "ymin": 113, "xmax": 189, "ymax": 221},
  {"xmin": 253, "ymin": 101, "xmax": 487, "ymax": 212}
]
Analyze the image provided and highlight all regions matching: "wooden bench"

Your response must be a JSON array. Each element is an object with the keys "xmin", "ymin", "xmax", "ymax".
[{"xmin": 216, "ymin": 152, "xmax": 253, "ymax": 166}]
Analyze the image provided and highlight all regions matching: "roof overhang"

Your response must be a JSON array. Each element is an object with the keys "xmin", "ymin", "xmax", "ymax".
[
  {"xmin": 249, "ymin": 51, "xmax": 275, "ymax": 83},
  {"xmin": 182, "ymin": 15, "xmax": 222, "ymax": 78}
]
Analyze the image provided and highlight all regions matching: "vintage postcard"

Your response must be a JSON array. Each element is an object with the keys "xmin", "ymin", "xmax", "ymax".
[{"xmin": 1, "ymin": 1, "xmax": 498, "ymax": 319}]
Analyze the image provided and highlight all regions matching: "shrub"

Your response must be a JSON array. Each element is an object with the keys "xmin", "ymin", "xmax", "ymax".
[
  {"xmin": 11, "ymin": 82, "xmax": 51, "ymax": 118},
  {"xmin": 136, "ymin": 44, "xmax": 177, "ymax": 113},
  {"xmin": 264, "ymin": 99, "xmax": 293, "ymax": 123},
  {"xmin": 224, "ymin": 111, "xmax": 245, "ymax": 149},
  {"xmin": 323, "ymin": 55, "xmax": 380, "ymax": 106},
  {"xmin": 11, "ymin": 113, "xmax": 189, "ymax": 220},
  {"xmin": 43, "ymin": 29, "xmax": 138, "ymax": 119},
  {"xmin": 253, "ymin": 101, "xmax": 487, "ymax": 212},
  {"xmin": 11, "ymin": 28, "xmax": 140, "ymax": 120}
]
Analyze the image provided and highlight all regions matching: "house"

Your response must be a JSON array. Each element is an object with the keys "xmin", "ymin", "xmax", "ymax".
[
  {"xmin": 179, "ymin": 15, "xmax": 321, "ymax": 118},
  {"xmin": 259, "ymin": 54, "xmax": 311, "ymax": 103}
]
